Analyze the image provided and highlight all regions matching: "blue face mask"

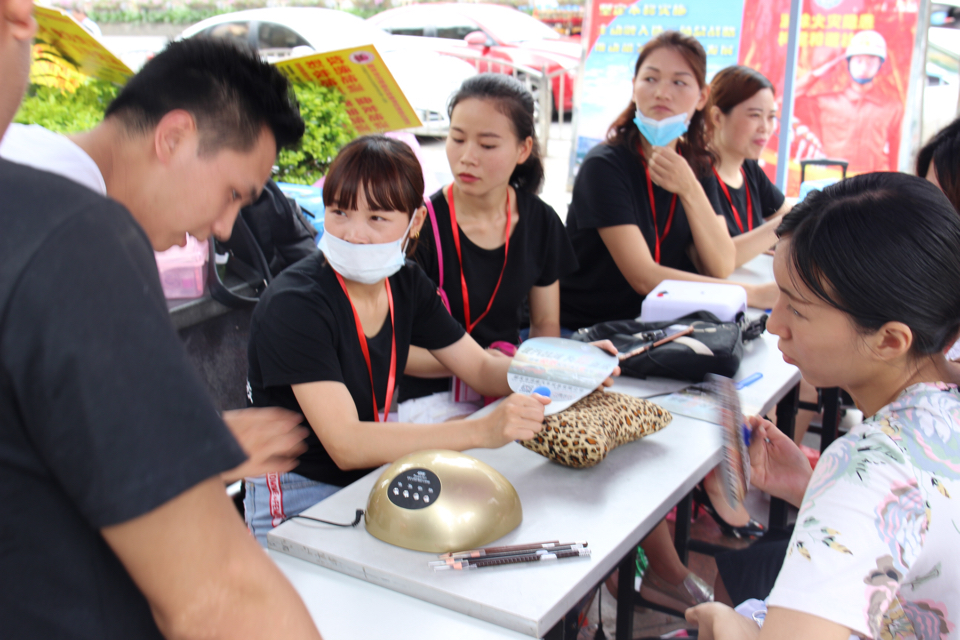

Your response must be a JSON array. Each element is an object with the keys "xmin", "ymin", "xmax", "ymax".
[{"xmin": 633, "ymin": 109, "xmax": 689, "ymax": 147}]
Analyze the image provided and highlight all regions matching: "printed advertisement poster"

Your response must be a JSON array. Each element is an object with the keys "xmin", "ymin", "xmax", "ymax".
[
  {"xmin": 32, "ymin": 5, "xmax": 133, "ymax": 87},
  {"xmin": 274, "ymin": 46, "xmax": 422, "ymax": 135},
  {"xmin": 573, "ymin": 0, "xmax": 745, "ymax": 174},
  {"xmin": 740, "ymin": 0, "xmax": 920, "ymax": 193}
]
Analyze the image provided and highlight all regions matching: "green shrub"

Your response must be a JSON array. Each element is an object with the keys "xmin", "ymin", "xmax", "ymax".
[
  {"xmin": 12, "ymin": 79, "xmax": 355, "ymax": 186},
  {"xmin": 276, "ymin": 82, "xmax": 356, "ymax": 185},
  {"xmin": 13, "ymin": 79, "xmax": 120, "ymax": 134}
]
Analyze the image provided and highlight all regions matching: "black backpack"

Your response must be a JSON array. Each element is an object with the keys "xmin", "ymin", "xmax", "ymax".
[{"xmin": 208, "ymin": 180, "xmax": 319, "ymax": 308}]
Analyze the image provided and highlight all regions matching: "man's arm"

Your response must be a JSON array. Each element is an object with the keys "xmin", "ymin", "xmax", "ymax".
[{"xmin": 101, "ymin": 477, "xmax": 322, "ymax": 640}]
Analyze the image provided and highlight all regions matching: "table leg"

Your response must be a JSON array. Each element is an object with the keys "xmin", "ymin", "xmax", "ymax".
[
  {"xmin": 769, "ymin": 382, "xmax": 800, "ymax": 529},
  {"xmin": 616, "ymin": 547, "xmax": 636, "ymax": 640},
  {"xmin": 819, "ymin": 387, "xmax": 842, "ymax": 454},
  {"xmin": 673, "ymin": 492, "xmax": 692, "ymax": 566},
  {"xmin": 543, "ymin": 612, "xmax": 579, "ymax": 640}
]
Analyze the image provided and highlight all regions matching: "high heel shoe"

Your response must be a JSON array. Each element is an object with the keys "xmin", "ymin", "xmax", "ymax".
[
  {"xmin": 638, "ymin": 568, "xmax": 713, "ymax": 613},
  {"xmin": 692, "ymin": 484, "xmax": 765, "ymax": 540}
]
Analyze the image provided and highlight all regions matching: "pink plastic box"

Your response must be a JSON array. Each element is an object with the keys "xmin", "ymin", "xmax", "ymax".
[{"xmin": 154, "ymin": 235, "xmax": 208, "ymax": 299}]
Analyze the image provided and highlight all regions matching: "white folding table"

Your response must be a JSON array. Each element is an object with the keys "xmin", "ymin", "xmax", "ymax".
[{"xmin": 266, "ymin": 255, "xmax": 800, "ymax": 640}]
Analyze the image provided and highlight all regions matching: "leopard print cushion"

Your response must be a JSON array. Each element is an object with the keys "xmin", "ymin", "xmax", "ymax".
[{"xmin": 520, "ymin": 390, "xmax": 672, "ymax": 468}]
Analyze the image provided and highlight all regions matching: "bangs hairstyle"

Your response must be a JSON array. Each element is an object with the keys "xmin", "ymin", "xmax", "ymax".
[
  {"xmin": 776, "ymin": 172, "xmax": 960, "ymax": 356},
  {"xmin": 607, "ymin": 31, "xmax": 714, "ymax": 177},
  {"xmin": 105, "ymin": 37, "xmax": 304, "ymax": 156},
  {"xmin": 322, "ymin": 135, "xmax": 425, "ymax": 217},
  {"xmin": 917, "ymin": 116, "xmax": 960, "ymax": 214},
  {"xmin": 447, "ymin": 73, "xmax": 544, "ymax": 194},
  {"xmin": 706, "ymin": 65, "xmax": 774, "ymax": 137}
]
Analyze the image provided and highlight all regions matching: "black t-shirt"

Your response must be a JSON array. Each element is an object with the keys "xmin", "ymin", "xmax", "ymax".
[
  {"xmin": 247, "ymin": 255, "xmax": 465, "ymax": 485},
  {"xmin": 560, "ymin": 143, "xmax": 727, "ymax": 329},
  {"xmin": 714, "ymin": 159, "xmax": 786, "ymax": 237},
  {"xmin": 0, "ymin": 160, "xmax": 245, "ymax": 640},
  {"xmin": 400, "ymin": 188, "xmax": 578, "ymax": 401}
]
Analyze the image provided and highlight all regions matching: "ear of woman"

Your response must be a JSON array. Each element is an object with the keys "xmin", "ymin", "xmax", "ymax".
[{"xmin": 869, "ymin": 321, "xmax": 914, "ymax": 362}]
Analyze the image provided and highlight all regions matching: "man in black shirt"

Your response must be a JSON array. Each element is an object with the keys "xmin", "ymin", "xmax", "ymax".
[{"xmin": 0, "ymin": 3, "xmax": 322, "ymax": 638}]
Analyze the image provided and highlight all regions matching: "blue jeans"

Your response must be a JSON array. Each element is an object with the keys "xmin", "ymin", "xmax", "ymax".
[
  {"xmin": 519, "ymin": 327, "xmax": 575, "ymax": 341},
  {"xmin": 244, "ymin": 471, "xmax": 341, "ymax": 546}
]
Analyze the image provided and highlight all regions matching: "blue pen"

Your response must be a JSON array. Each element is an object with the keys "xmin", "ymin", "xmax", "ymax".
[
  {"xmin": 742, "ymin": 424, "xmax": 752, "ymax": 447},
  {"xmin": 736, "ymin": 372, "xmax": 763, "ymax": 390}
]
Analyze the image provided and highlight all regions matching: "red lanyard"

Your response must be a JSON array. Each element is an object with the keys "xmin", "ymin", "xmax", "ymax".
[
  {"xmin": 446, "ymin": 184, "xmax": 511, "ymax": 334},
  {"xmin": 641, "ymin": 160, "xmax": 677, "ymax": 265},
  {"xmin": 713, "ymin": 166, "xmax": 753, "ymax": 233},
  {"xmin": 334, "ymin": 272, "xmax": 396, "ymax": 422}
]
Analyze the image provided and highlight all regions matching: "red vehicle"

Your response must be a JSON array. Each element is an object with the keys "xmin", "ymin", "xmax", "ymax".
[{"xmin": 368, "ymin": 3, "xmax": 580, "ymax": 114}]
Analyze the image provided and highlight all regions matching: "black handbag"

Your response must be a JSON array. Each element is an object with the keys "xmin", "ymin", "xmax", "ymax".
[
  {"xmin": 208, "ymin": 180, "xmax": 319, "ymax": 308},
  {"xmin": 572, "ymin": 311, "xmax": 764, "ymax": 381}
]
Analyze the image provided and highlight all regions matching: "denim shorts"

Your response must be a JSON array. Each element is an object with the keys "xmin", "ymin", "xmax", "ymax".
[{"xmin": 244, "ymin": 471, "xmax": 341, "ymax": 546}]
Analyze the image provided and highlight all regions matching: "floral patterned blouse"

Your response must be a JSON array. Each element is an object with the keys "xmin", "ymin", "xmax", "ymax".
[{"xmin": 768, "ymin": 382, "xmax": 960, "ymax": 639}]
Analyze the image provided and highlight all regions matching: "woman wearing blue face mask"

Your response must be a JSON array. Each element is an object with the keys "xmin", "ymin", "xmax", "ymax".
[
  {"xmin": 243, "ymin": 136, "xmax": 563, "ymax": 544},
  {"xmin": 560, "ymin": 32, "xmax": 779, "ymax": 331}
]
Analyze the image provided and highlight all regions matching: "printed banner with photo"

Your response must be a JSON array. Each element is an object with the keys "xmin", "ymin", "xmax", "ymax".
[
  {"xmin": 740, "ymin": 0, "xmax": 920, "ymax": 194},
  {"xmin": 274, "ymin": 46, "xmax": 422, "ymax": 135},
  {"xmin": 573, "ymin": 0, "xmax": 745, "ymax": 176},
  {"xmin": 571, "ymin": 0, "xmax": 920, "ymax": 194}
]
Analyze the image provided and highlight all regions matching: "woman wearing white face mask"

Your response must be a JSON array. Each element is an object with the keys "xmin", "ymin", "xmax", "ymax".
[
  {"xmin": 243, "ymin": 136, "xmax": 569, "ymax": 544},
  {"xmin": 560, "ymin": 32, "xmax": 778, "ymax": 332}
]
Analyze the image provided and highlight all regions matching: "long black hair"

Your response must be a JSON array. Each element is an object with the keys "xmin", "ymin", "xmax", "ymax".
[
  {"xmin": 777, "ymin": 172, "xmax": 960, "ymax": 356},
  {"xmin": 447, "ymin": 73, "xmax": 545, "ymax": 194},
  {"xmin": 917, "ymin": 116, "xmax": 960, "ymax": 213},
  {"xmin": 606, "ymin": 31, "xmax": 713, "ymax": 178}
]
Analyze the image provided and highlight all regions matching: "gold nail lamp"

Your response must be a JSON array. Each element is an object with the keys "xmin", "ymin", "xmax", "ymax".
[{"xmin": 365, "ymin": 450, "xmax": 522, "ymax": 553}]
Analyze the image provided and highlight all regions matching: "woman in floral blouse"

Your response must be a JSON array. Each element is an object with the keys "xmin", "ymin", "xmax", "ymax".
[{"xmin": 688, "ymin": 172, "xmax": 960, "ymax": 640}]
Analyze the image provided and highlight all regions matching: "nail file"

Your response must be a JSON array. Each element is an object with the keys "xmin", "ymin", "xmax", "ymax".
[{"xmin": 704, "ymin": 374, "xmax": 751, "ymax": 510}]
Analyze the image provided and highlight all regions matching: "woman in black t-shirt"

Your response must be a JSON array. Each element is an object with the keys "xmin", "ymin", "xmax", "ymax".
[
  {"xmin": 706, "ymin": 65, "xmax": 792, "ymax": 268},
  {"xmin": 244, "ymin": 137, "xmax": 555, "ymax": 544},
  {"xmin": 563, "ymin": 31, "xmax": 743, "ymax": 613},
  {"xmin": 560, "ymin": 32, "xmax": 778, "ymax": 331},
  {"xmin": 399, "ymin": 74, "xmax": 577, "ymax": 421}
]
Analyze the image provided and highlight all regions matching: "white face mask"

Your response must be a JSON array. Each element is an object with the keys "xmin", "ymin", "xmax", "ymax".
[{"xmin": 318, "ymin": 215, "xmax": 416, "ymax": 284}]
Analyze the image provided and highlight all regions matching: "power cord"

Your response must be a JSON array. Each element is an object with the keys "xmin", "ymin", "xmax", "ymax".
[
  {"xmin": 279, "ymin": 509, "xmax": 364, "ymax": 528},
  {"xmin": 593, "ymin": 583, "xmax": 606, "ymax": 640}
]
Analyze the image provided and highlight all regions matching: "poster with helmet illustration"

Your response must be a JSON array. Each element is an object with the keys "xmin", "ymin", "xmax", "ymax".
[
  {"xmin": 570, "ymin": 0, "xmax": 923, "ymax": 195},
  {"xmin": 738, "ymin": 0, "xmax": 922, "ymax": 194}
]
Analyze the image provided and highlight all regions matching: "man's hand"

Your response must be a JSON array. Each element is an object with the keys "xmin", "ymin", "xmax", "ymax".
[
  {"xmin": 746, "ymin": 415, "xmax": 813, "ymax": 507},
  {"xmin": 686, "ymin": 602, "xmax": 761, "ymax": 640},
  {"xmin": 221, "ymin": 408, "xmax": 308, "ymax": 483}
]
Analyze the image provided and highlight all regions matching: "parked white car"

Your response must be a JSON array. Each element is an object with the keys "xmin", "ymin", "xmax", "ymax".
[{"xmin": 180, "ymin": 8, "xmax": 476, "ymax": 136}]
